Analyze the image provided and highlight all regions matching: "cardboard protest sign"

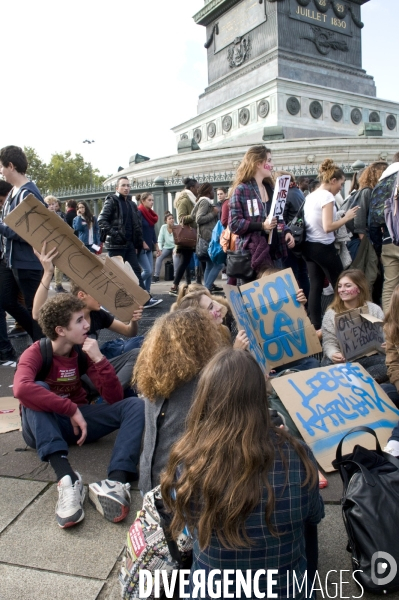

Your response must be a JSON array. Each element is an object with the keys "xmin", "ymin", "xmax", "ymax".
[
  {"xmin": 271, "ymin": 363, "xmax": 399, "ymax": 472},
  {"xmin": 335, "ymin": 306, "xmax": 385, "ymax": 361},
  {"xmin": 228, "ymin": 269, "xmax": 321, "ymax": 371},
  {"xmin": 268, "ymin": 175, "xmax": 291, "ymax": 244},
  {"xmin": 0, "ymin": 397, "xmax": 21, "ymax": 434},
  {"xmin": 4, "ymin": 195, "xmax": 149, "ymax": 320}
]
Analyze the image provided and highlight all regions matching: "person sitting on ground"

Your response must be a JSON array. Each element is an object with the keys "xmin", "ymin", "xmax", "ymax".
[
  {"xmin": 152, "ymin": 212, "xmax": 177, "ymax": 283},
  {"xmin": 133, "ymin": 307, "xmax": 228, "ymax": 496},
  {"xmin": 73, "ymin": 200, "xmax": 101, "ymax": 253},
  {"xmin": 14, "ymin": 294, "xmax": 144, "ymax": 528},
  {"xmin": 177, "ymin": 290, "xmax": 249, "ymax": 349},
  {"xmin": 377, "ymin": 285, "xmax": 399, "ymax": 409},
  {"xmin": 321, "ymin": 269, "xmax": 387, "ymax": 382},
  {"xmin": 161, "ymin": 348, "xmax": 324, "ymax": 599},
  {"xmin": 32, "ymin": 243, "xmax": 144, "ymax": 391}
]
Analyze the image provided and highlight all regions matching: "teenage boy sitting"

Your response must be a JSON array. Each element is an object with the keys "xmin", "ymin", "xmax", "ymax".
[{"xmin": 14, "ymin": 294, "xmax": 144, "ymax": 529}]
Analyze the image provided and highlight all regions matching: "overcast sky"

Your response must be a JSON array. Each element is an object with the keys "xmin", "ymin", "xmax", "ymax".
[{"xmin": 1, "ymin": 0, "xmax": 395, "ymax": 176}]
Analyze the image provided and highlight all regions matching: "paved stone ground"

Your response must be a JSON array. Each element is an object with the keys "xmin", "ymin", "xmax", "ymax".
[{"xmin": 0, "ymin": 280, "xmax": 382, "ymax": 599}]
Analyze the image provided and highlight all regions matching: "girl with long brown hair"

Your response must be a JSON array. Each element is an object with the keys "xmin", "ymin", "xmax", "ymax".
[
  {"xmin": 161, "ymin": 348, "xmax": 323, "ymax": 599},
  {"xmin": 229, "ymin": 145, "xmax": 295, "ymax": 281},
  {"xmin": 381, "ymin": 286, "xmax": 399, "ymax": 455},
  {"xmin": 73, "ymin": 200, "xmax": 100, "ymax": 253},
  {"xmin": 321, "ymin": 269, "xmax": 387, "ymax": 381},
  {"xmin": 132, "ymin": 307, "xmax": 228, "ymax": 496}
]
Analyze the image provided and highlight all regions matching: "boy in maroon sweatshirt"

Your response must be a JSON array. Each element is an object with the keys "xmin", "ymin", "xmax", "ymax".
[{"xmin": 14, "ymin": 294, "xmax": 144, "ymax": 529}]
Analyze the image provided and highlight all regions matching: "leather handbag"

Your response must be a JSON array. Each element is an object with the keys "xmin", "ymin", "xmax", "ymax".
[
  {"xmin": 332, "ymin": 426, "xmax": 399, "ymax": 595},
  {"xmin": 196, "ymin": 236, "xmax": 209, "ymax": 261},
  {"xmin": 172, "ymin": 224, "xmax": 197, "ymax": 249},
  {"xmin": 226, "ymin": 250, "xmax": 254, "ymax": 280}
]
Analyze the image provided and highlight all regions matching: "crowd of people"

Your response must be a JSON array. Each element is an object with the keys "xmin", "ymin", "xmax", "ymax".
[{"xmin": 2, "ymin": 142, "xmax": 399, "ymax": 597}]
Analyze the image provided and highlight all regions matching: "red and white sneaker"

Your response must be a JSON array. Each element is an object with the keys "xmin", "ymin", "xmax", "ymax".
[{"xmin": 88, "ymin": 480, "xmax": 131, "ymax": 522}]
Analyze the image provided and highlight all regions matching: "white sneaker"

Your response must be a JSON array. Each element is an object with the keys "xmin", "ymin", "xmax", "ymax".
[
  {"xmin": 89, "ymin": 479, "xmax": 131, "ymax": 522},
  {"xmin": 383, "ymin": 443, "xmax": 399, "ymax": 457},
  {"xmin": 322, "ymin": 283, "xmax": 334, "ymax": 296},
  {"xmin": 221, "ymin": 273, "xmax": 228, "ymax": 280},
  {"xmin": 56, "ymin": 472, "xmax": 85, "ymax": 529}
]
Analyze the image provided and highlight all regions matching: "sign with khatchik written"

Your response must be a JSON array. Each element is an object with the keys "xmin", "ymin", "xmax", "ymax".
[
  {"xmin": 4, "ymin": 195, "xmax": 149, "ymax": 320},
  {"xmin": 335, "ymin": 306, "xmax": 385, "ymax": 361},
  {"xmin": 271, "ymin": 363, "xmax": 399, "ymax": 472},
  {"xmin": 227, "ymin": 269, "xmax": 321, "ymax": 371}
]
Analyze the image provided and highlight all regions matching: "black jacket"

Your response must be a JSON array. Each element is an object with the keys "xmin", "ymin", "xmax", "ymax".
[
  {"xmin": 98, "ymin": 194, "xmax": 143, "ymax": 250},
  {"xmin": 283, "ymin": 186, "xmax": 305, "ymax": 225}
]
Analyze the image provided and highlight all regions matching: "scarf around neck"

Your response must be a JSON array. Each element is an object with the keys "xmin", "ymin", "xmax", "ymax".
[{"xmin": 138, "ymin": 203, "xmax": 158, "ymax": 226}]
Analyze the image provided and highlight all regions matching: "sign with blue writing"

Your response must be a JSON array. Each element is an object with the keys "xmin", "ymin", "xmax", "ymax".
[
  {"xmin": 271, "ymin": 363, "xmax": 399, "ymax": 472},
  {"xmin": 227, "ymin": 269, "xmax": 321, "ymax": 371}
]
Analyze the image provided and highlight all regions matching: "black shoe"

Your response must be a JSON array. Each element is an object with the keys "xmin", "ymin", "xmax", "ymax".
[
  {"xmin": 210, "ymin": 284, "xmax": 223, "ymax": 292},
  {"xmin": 0, "ymin": 347, "xmax": 17, "ymax": 364},
  {"xmin": 55, "ymin": 285, "xmax": 68, "ymax": 293},
  {"xmin": 152, "ymin": 276, "xmax": 159, "ymax": 283},
  {"xmin": 169, "ymin": 286, "xmax": 178, "ymax": 296},
  {"xmin": 8, "ymin": 326, "xmax": 28, "ymax": 338}
]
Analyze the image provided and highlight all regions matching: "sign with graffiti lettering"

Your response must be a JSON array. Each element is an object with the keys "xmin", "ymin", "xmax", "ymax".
[
  {"xmin": 271, "ymin": 363, "xmax": 399, "ymax": 472},
  {"xmin": 335, "ymin": 307, "xmax": 385, "ymax": 361},
  {"xmin": 4, "ymin": 195, "xmax": 149, "ymax": 320},
  {"xmin": 227, "ymin": 269, "xmax": 321, "ymax": 371},
  {"xmin": 268, "ymin": 175, "xmax": 291, "ymax": 244}
]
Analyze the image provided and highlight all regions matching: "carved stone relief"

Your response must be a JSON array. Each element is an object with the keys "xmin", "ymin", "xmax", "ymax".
[
  {"xmin": 369, "ymin": 111, "xmax": 380, "ymax": 123},
  {"xmin": 387, "ymin": 115, "xmax": 397, "ymax": 131},
  {"xmin": 207, "ymin": 122, "xmax": 216, "ymax": 138},
  {"xmin": 309, "ymin": 101, "xmax": 323, "ymax": 119},
  {"xmin": 222, "ymin": 115, "xmax": 232, "ymax": 132},
  {"xmin": 287, "ymin": 97, "xmax": 300, "ymax": 116},
  {"xmin": 239, "ymin": 108, "xmax": 250, "ymax": 125},
  {"xmin": 257, "ymin": 99, "xmax": 270, "ymax": 119},
  {"xmin": 331, "ymin": 104, "xmax": 343, "ymax": 122},
  {"xmin": 227, "ymin": 36, "xmax": 251, "ymax": 68},
  {"xmin": 193, "ymin": 128, "xmax": 202, "ymax": 143},
  {"xmin": 351, "ymin": 108, "xmax": 362, "ymax": 125},
  {"xmin": 181, "ymin": 133, "xmax": 188, "ymax": 140}
]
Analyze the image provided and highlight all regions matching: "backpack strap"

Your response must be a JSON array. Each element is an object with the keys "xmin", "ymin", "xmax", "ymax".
[
  {"xmin": 36, "ymin": 338, "xmax": 53, "ymax": 382},
  {"xmin": 75, "ymin": 345, "xmax": 88, "ymax": 376}
]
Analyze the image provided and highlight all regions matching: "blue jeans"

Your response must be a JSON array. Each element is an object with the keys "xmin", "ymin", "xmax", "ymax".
[
  {"xmin": 273, "ymin": 356, "xmax": 320, "ymax": 374},
  {"xmin": 154, "ymin": 248, "xmax": 178, "ymax": 278},
  {"xmin": 138, "ymin": 249, "xmax": 153, "ymax": 293},
  {"xmin": 21, "ymin": 395, "xmax": 145, "ymax": 477},
  {"xmin": 108, "ymin": 243, "xmax": 144, "ymax": 289},
  {"xmin": 204, "ymin": 258, "xmax": 222, "ymax": 290},
  {"xmin": 380, "ymin": 383, "xmax": 399, "ymax": 409},
  {"xmin": 100, "ymin": 336, "xmax": 144, "ymax": 360}
]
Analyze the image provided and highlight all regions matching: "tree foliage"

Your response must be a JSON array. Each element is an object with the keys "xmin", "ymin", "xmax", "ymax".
[{"xmin": 23, "ymin": 147, "xmax": 107, "ymax": 194}]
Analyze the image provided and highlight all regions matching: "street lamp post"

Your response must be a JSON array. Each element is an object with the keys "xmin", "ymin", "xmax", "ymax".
[{"xmin": 83, "ymin": 140, "xmax": 97, "ymax": 215}]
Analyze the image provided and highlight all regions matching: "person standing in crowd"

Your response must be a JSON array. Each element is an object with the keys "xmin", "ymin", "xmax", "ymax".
[
  {"xmin": 321, "ymin": 269, "xmax": 387, "ymax": 382},
  {"xmin": 169, "ymin": 177, "xmax": 199, "ymax": 296},
  {"xmin": 0, "ymin": 145, "xmax": 44, "ymax": 342},
  {"xmin": 133, "ymin": 307, "xmax": 228, "ymax": 496},
  {"xmin": 98, "ymin": 176, "xmax": 144, "ymax": 289},
  {"xmin": 73, "ymin": 201, "xmax": 100, "ymax": 253},
  {"xmin": 0, "ymin": 179, "xmax": 16, "ymax": 362},
  {"xmin": 298, "ymin": 176, "xmax": 310, "ymax": 197},
  {"xmin": 65, "ymin": 199, "xmax": 78, "ymax": 228},
  {"xmin": 377, "ymin": 153, "xmax": 399, "ymax": 312},
  {"xmin": 152, "ymin": 213, "xmax": 177, "ymax": 282},
  {"xmin": 44, "ymin": 195, "xmax": 69, "ymax": 293},
  {"xmin": 303, "ymin": 159, "xmax": 359, "ymax": 330},
  {"xmin": 229, "ymin": 145, "xmax": 294, "ymax": 281},
  {"xmin": 136, "ymin": 193, "xmax": 162, "ymax": 308},
  {"xmin": 192, "ymin": 183, "xmax": 224, "ymax": 294},
  {"xmin": 161, "ymin": 349, "xmax": 323, "ymax": 599},
  {"xmin": 276, "ymin": 170, "xmax": 310, "ymax": 300},
  {"xmin": 216, "ymin": 187, "xmax": 228, "ymax": 216}
]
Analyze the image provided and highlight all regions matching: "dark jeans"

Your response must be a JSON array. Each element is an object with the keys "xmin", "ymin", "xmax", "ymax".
[
  {"xmin": 282, "ymin": 250, "xmax": 310, "ymax": 302},
  {"xmin": 21, "ymin": 396, "xmax": 145, "ymax": 477},
  {"xmin": 0, "ymin": 260, "xmax": 43, "ymax": 341},
  {"xmin": 173, "ymin": 249, "xmax": 194, "ymax": 286},
  {"xmin": 273, "ymin": 356, "xmax": 320, "ymax": 374},
  {"xmin": 303, "ymin": 241, "xmax": 343, "ymax": 329},
  {"xmin": 0, "ymin": 306, "xmax": 13, "ymax": 353},
  {"xmin": 108, "ymin": 243, "xmax": 145, "ymax": 290},
  {"xmin": 380, "ymin": 383, "xmax": 399, "ymax": 409}
]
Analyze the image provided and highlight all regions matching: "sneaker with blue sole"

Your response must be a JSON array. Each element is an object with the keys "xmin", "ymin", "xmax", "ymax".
[
  {"xmin": 89, "ymin": 479, "xmax": 131, "ymax": 522},
  {"xmin": 143, "ymin": 297, "xmax": 163, "ymax": 309}
]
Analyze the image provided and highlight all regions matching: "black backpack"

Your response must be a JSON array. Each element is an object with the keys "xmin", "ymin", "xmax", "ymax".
[
  {"xmin": 332, "ymin": 426, "xmax": 399, "ymax": 595},
  {"xmin": 35, "ymin": 338, "xmax": 88, "ymax": 382}
]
